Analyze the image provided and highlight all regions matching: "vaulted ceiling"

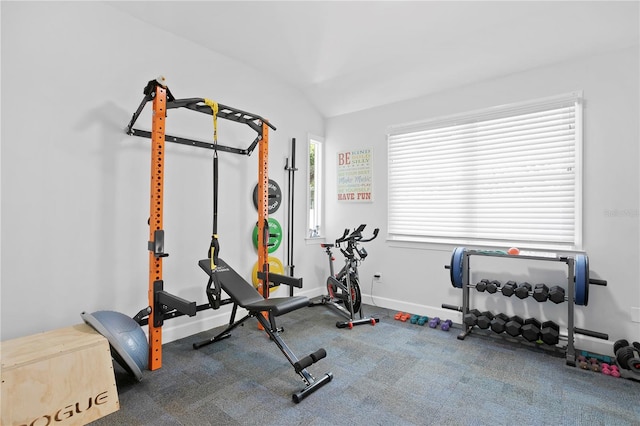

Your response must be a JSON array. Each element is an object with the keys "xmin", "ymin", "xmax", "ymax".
[{"xmin": 109, "ymin": 1, "xmax": 640, "ymax": 117}]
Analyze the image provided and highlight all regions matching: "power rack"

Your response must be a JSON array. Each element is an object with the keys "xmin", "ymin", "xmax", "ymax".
[{"xmin": 126, "ymin": 77, "xmax": 277, "ymax": 370}]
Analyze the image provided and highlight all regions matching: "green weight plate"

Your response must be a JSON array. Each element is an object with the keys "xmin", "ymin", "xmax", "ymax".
[
  {"xmin": 575, "ymin": 254, "xmax": 589, "ymax": 306},
  {"xmin": 450, "ymin": 247, "xmax": 465, "ymax": 288},
  {"xmin": 252, "ymin": 218, "xmax": 283, "ymax": 253},
  {"xmin": 252, "ymin": 179, "xmax": 282, "ymax": 214}
]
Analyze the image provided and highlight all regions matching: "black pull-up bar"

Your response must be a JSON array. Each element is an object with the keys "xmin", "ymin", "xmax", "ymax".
[{"xmin": 125, "ymin": 79, "xmax": 276, "ymax": 156}]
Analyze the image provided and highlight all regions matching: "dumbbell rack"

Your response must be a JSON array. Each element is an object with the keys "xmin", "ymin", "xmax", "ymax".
[{"xmin": 453, "ymin": 250, "xmax": 605, "ymax": 366}]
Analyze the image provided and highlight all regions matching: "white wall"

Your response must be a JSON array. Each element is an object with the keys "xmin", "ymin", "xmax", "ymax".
[
  {"xmin": 2, "ymin": 2, "xmax": 638, "ymax": 357},
  {"xmin": 1, "ymin": 2, "xmax": 326, "ymax": 341},
  {"xmin": 325, "ymin": 46, "xmax": 640, "ymax": 354}
]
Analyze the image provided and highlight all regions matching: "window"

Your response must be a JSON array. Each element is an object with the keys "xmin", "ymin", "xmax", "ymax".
[
  {"xmin": 307, "ymin": 135, "xmax": 324, "ymax": 238},
  {"xmin": 387, "ymin": 92, "xmax": 582, "ymax": 250}
]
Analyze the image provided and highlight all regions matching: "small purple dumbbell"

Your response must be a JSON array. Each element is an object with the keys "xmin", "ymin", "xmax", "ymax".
[
  {"xmin": 428, "ymin": 317, "xmax": 441, "ymax": 328},
  {"xmin": 440, "ymin": 319, "xmax": 453, "ymax": 331}
]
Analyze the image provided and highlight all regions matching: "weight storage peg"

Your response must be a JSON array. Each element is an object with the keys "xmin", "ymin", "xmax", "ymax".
[
  {"xmin": 532, "ymin": 284, "xmax": 549, "ymax": 302},
  {"xmin": 442, "ymin": 304, "xmax": 470, "ymax": 327}
]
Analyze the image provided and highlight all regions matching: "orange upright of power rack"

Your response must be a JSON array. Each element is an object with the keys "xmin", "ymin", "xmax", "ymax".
[
  {"xmin": 148, "ymin": 85, "xmax": 167, "ymax": 370},
  {"xmin": 257, "ymin": 121, "xmax": 270, "ymax": 299}
]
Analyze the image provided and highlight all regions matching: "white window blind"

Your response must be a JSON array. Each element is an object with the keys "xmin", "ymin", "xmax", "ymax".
[{"xmin": 388, "ymin": 92, "xmax": 582, "ymax": 250}]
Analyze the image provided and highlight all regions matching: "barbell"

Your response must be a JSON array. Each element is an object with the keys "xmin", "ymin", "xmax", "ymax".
[{"xmin": 445, "ymin": 247, "xmax": 606, "ymax": 306}]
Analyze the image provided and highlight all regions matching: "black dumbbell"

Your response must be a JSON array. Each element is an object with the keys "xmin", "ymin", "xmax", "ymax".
[
  {"xmin": 613, "ymin": 339, "xmax": 629, "ymax": 354},
  {"xmin": 521, "ymin": 318, "xmax": 542, "ymax": 342},
  {"xmin": 486, "ymin": 280, "xmax": 501, "ymax": 294},
  {"xmin": 476, "ymin": 279, "xmax": 490, "ymax": 292},
  {"xmin": 490, "ymin": 313, "xmax": 510, "ymax": 334},
  {"xmin": 463, "ymin": 309, "xmax": 482, "ymax": 327},
  {"xmin": 540, "ymin": 321, "xmax": 560, "ymax": 345},
  {"xmin": 614, "ymin": 339, "xmax": 640, "ymax": 373},
  {"xmin": 477, "ymin": 311, "xmax": 494, "ymax": 329},
  {"xmin": 616, "ymin": 346, "xmax": 640, "ymax": 373},
  {"xmin": 505, "ymin": 315, "xmax": 524, "ymax": 337},
  {"xmin": 617, "ymin": 340, "xmax": 640, "ymax": 353},
  {"xmin": 533, "ymin": 284, "xmax": 549, "ymax": 302},
  {"xmin": 548, "ymin": 286, "xmax": 566, "ymax": 304},
  {"xmin": 502, "ymin": 281, "xmax": 517, "ymax": 297},
  {"xmin": 515, "ymin": 282, "xmax": 532, "ymax": 299}
]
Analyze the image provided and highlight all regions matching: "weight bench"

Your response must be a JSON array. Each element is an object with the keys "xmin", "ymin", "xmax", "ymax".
[{"xmin": 193, "ymin": 258, "xmax": 333, "ymax": 403}]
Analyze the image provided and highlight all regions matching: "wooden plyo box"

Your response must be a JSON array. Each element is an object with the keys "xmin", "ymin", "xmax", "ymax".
[{"xmin": 1, "ymin": 323, "xmax": 119, "ymax": 426}]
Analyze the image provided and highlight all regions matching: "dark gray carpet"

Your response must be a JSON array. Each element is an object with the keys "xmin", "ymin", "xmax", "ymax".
[{"xmin": 91, "ymin": 304, "xmax": 640, "ymax": 425}]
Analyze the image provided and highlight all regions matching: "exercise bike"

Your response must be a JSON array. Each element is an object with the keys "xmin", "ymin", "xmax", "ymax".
[{"xmin": 310, "ymin": 224, "xmax": 380, "ymax": 329}]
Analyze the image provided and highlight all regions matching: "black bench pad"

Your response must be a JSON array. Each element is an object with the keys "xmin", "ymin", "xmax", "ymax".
[{"xmin": 198, "ymin": 258, "xmax": 309, "ymax": 316}]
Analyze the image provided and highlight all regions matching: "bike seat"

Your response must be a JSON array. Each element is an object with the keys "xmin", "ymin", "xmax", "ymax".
[{"xmin": 320, "ymin": 243, "xmax": 334, "ymax": 248}]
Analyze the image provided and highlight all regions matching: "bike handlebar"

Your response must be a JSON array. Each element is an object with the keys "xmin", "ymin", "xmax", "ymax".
[
  {"xmin": 335, "ymin": 228, "xmax": 350, "ymax": 244},
  {"xmin": 360, "ymin": 228, "xmax": 379, "ymax": 243},
  {"xmin": 335, "ymin": 224, "xmax": 379, "ymax": 245}
]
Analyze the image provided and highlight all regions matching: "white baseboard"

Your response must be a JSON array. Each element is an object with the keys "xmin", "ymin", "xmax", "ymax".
[{"xmin": 362, "ymin": 293, "xmax": 463, "ymax": 323}]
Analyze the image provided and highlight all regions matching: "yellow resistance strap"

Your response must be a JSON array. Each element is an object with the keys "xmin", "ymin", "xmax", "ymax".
[{"xmin": 204, "ymin": 98, "xmax": 218, "ymax": 145}]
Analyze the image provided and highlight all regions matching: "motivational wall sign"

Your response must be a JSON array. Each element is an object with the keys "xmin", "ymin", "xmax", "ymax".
[{"xmin": 337, "ymin": 148, "xmax": 373, "ymax": 202}]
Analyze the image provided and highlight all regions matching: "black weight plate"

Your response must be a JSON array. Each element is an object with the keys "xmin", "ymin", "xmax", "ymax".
[
  {"xmin": 616, "ymin": 346, "xmax": 638, "ymax": 371},
  {"xmin": 613, "ymin": 339, "xmax": 629, "ymax": 355},
  {"xmin": 575, "ymin": 254, "xmax": 589, "ymax": 306},
  {"xmin": 252, "ymin": 179, "xmax": 282, "ymax": 214}
]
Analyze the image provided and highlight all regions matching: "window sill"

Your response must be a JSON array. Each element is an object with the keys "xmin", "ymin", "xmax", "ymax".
[{"xmin": 305, "ymin": 237, "xmax": 326, "ymax": 245}]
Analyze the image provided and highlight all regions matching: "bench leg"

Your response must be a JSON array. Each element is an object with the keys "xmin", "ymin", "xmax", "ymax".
[
  {"xmin": 254, "ymin": 312, "xmax": 333, "ymax": 403},
  {"xmin": 192, "ymin": 304, "xmax": 250, "ymax": 349}
]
